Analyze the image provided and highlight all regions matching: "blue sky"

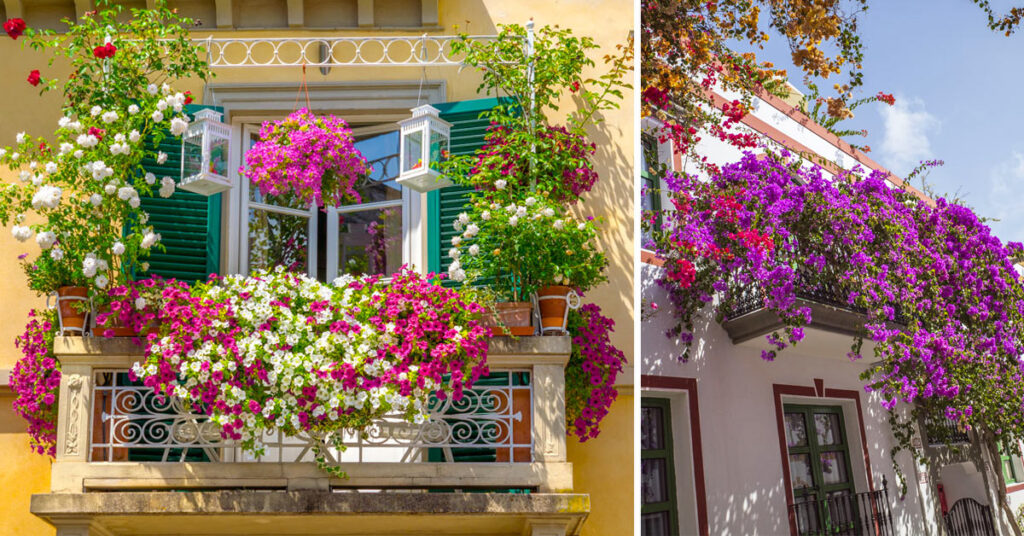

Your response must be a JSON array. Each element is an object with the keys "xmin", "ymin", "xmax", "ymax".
[{"xmin": 740, "ymin": 0, "xmax": 1024, "ymax": 244}]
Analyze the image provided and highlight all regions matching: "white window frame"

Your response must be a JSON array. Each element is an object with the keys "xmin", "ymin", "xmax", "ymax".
[{"xmin": 211, "ymin": 81, "xmax": 446, "ymax": 278}]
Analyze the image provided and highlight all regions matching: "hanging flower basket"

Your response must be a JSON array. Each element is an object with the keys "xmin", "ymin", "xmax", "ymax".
[{"xmin": 243, "ymin": 108, "xmax": 371, "ymax": 209}]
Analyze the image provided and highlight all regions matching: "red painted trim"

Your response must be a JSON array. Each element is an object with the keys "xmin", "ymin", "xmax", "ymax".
[
  {"xmin": 773, "ymin": 384, "xmax": 818, "ymax": 536},
  {"xmin": 773, "ymin": 383, "xmax": 875, "ymax": 536},
  {"xmin": 814, "ymin": 378, "xmax": 824, "ymax": 397},
  {"xmin": 641, "ymin": 375, "xmax": 709, "ymax": 536},
  {"xmin": 1007, "ymin": 482, "xmax": 1024, "ymax": 494}
]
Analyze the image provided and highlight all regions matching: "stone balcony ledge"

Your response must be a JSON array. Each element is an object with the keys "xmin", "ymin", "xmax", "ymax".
[{"xmin": 32, "ymin": 490, "xmax": 589, "ymax": 535}]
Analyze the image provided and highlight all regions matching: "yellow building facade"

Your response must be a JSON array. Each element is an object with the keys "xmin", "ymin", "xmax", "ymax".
[{"xmin": 0, "ymin": 1, "xmax": 633, "ymax": 535}]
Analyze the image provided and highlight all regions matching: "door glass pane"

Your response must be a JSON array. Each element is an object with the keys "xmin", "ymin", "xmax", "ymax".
[
  {"xmin": 641, "ymin": 511, "xmax": 670, "ymax": 536},
  {"xmin": 641, "ymin": 458, "xmax": 669, "ymax": 504},
  {"xmin": 785, "ymin": 412, "xmax": 808, "ymax": 447},
  {"xmin": 789, "ymin": 453, "xmax": 814, "ymax": 490},
  {"xmin": 814, "ymin": 413, "xmax": 842, "ymax": 446},
  {"xmin": 642, "ymin": 406, "xmax": 665, "ymax": 450},
  {"xmin": 820, "ymin": 451, "xmax": 849, "ymax": 485},
  {"xmin": 337, "ymin": 207, "xmax": 402, "ymax": 277},
  {"xmin": 248, "ymin": 208, "xmax": 309, "ymax": 273},
  {"xmin": 352, "ymin": 131, "xmax": 402, "ymax": 202}
]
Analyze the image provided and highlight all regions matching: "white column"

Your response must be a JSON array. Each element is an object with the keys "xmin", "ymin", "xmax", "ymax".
[
  {"xmin": 56, "ymin": 363, "xmax": 94, "ymax": 463},
  {"xmin": 532, "ymin": 363, "xmax": 567, "ymax": 464}
]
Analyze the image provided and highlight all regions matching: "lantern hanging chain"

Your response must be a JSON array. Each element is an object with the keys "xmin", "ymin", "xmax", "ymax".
[
  {"xmin": 293, "ymin": 64, "xmax": 312, "ymax": 111},
  {"xmin": 416, "ymin": 33, "xmax": 428, "ymax": 106}
]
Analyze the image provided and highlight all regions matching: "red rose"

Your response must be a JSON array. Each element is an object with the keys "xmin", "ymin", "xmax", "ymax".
[
  {"xmin": 27, "ymin": 69, "xmax": 40, "ymax": 86},
  {"xmin": 87, "ymin": 127, "xmax": 105, "ymax": 140},
  {"xmin": 93, "ymin": 43, "xmax": 117, "ymax": 59},
  {"xmin": 184, "ymin": 91, "xmax": 193, "ymax": 105},
  {"xmin": 4, "ymin": 18, "xmax": 26, "ymax": 40}
]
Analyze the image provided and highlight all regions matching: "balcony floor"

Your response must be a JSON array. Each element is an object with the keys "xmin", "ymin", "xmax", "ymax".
[{"xmin": 31, "ymin": 490, "xmax": 590, "ymax": 535}]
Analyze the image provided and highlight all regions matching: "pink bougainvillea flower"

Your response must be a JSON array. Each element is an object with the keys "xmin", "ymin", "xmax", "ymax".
[
  {"xmin": 4, "ymin": 18, "xmax": 26, "ymax": 39},
  {"xmin": 87, "ymin": 126, "xmax": 105, "ymax": 140}
]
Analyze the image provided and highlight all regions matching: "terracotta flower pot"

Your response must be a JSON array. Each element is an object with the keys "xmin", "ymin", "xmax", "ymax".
[
  {"xmin": 95, "ymin": 308, "xmax": 136, "ymax": 337},
  {"xmin": 482, "ymin": 301, "xmax": 534, "ymax": 337},
  {"xmin": 537, "ymin": 285, "xmax": 572, "ymax": 334},
  {"xmin": 56, "ymin": 286, "xmax": 89, "ymax": 335}
]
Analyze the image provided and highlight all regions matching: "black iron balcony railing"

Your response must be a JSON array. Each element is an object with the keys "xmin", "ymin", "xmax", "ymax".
[
  {"xmin": 924, "ymin": 415, "xmax": 971, "ymax": 446},
  {"xmin": 723, "ymin": 265, "xmax": 908, "ymax": 343},
  {"xmin": 789, "ymin": 484, "xmax": 895, "ymax": 536}
]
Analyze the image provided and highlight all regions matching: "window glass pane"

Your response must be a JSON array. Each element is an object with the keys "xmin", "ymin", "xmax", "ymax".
[
  {"xmin": 641, "ymin": 511, "xmax": 670, "ymax": 536},
  {"xmin": 248, "ymin": 208, "xmax": 309, "ymax": 273},
  {"xmin": 402, "ymin": 129, "xmax": 423, "ymax": 174},
  {"xmin": 820, "ymin": 451, "xmax": 849, "ymax": 485},
  {"xmin": 337, "ymin": 206, "xmax": 402, "ymax": 277},
  {"xmin": 641, "ymin": 458, "xmax": 669, "ymax": 504},
  {"xmin": 785, "ymin": 412, "xmax": 808, "ymax": 448},
  {"xmin": 641, "ymin": 406, "xmax": 665, "ymax": 450},
  {"xmin": 789, "ymin": 453, "xmax": 814, "ymax": 490},
  {"xmin": 814, "ymin": 413, "xmax": 842, "ymax": 446}
]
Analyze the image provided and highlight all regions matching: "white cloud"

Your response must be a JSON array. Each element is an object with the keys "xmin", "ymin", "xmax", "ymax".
[
  {"xmin": 987, "ymin": 150, "xmax": 1024, "ymax": 228},
  {"xmin": 879, "ymin": 96, "xmax": 940, "ymax": 175}
]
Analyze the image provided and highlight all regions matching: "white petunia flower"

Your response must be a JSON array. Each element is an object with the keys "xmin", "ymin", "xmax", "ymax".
[
  {"xmin": 129, "ymin": 196, "xmax": 140, "ymax": 208},
  {"xmin": 516, "ymin": 206, "xmax": 527, "ymax": 218},
  {"xmin": 481, "ymin": 210, "xmax": 491, "ymax": 221},
  {"xmin": 135, "ymin": 297, "xmax": 147, "ymax": 310},
  {"xmin": 451, "ymin": 236, "xmax": 462, "ymax": 246},
  {"xmin": 117, "ymin": 186, "xmax": 137, "ymax": 201},
  {"xmin": 464, "ymin": 223, "xmax": 479, "ymax": 237},
  {"xmin": 542, "ymin": 207, "xmax": 555, "ymax": 218},
  {"xmin": 494, "ymin": 179, "xmax": 507, "ymax": 190},
  {"xmin": 448, "ymin": 247, "xmax": 461, "ymax": 260},
  {"xmin": 151, "ymin": 110, "xmax": 164, "ymax": 123},
  {"xmin": 58, "ymin": 117, "xmax": 71, "ymax": 128},
  {"xmin": 525, "ymin": 196, "xmax": 537, "ymax": 206},
  {"xmin": 170, "ymin": 117, "xmax": 188, "ymax": 137},
  {"xmin": 101, "ymin": 111, "xmax": 118, "ymax": 124},
  {"xmin": 90, "ymin": 106, "xmax": 102, "ymax": 117},
  {"xmin": 128, "ymin": 130, "xmax": 141, "ymax": 143},
  {"xmin": 468, "ymin": 244, "xmax": 480, "ymax": 256},
  {"xmin": 577, "ymin": 222, "xmax": 587, "ymax": 230},
  {"xmin": 35, "ymin": 231, "xmax": 56, "ymax": 250},
  {"xmin": 147, "ymin": 84, "xmax": 158, "ymax": 95},
  {"xmin": 144, "ymin": 172, "xmax": 156, "ymax": 185},
  {"xmin": 90, "ymin": 193, "xmax": 102, "ymax": 206},
  {"xmin": 509, "ymin": 216, "xmax": 519, "ymax": 227},
  {"xmin": 156, "ymin": 152, "xmax": 168, "ymax": 164},
  {"xmin": 553, "ymin": 219, "xmax": 564, "ymax": 230},
  {"xmin": 457, "ymin": 212, "xmax": 470, "ymax": 225},
  {"xmin": 128, "ymin": 104, "xmax": 140, "ymax": 115},
  {"xmin": 18, "ymin": 170, "xmax": 30, "ymax": 182},
  {"xmin": 16, "ymin": 132, "xmax": 26, "ymax": 143},
  {"xmin": 50, "ymin": 247, "xmax": 64, "ymax": 261},
  {"xmin": 11, "ymin": 225, "xmax": 32, "ymax": 242},
  {"xmin": 59, "ymin": 143, "xmax": 73, "ymax": 155},
  {"xmin": 73, "ymin": 150, "xmax": 84, "ymax": 159},
  {"xmin": 94, "ymin": 274, "xmax": 109, "ymax": 289},
  {"xmin": 104, "ymin": 183, "xmax": 116, "ymax": 195},
  {"xmin": 141, "ymin": 262, "xmax": 150, "ymax": 272},
  {"xmin": 111, "ymin": 241, "xmax": 125, "ymax": 255},
  {"xmin": 44, "ymin": 161, "xmax": 57, "ymax": 174},
  {"xmin": 156, "ymin": 100, "xmax": 168, "ymax": 111}
]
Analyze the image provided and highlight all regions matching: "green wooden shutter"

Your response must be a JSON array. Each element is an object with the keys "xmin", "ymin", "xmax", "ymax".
[
  {"xmin": 427, "ymin": 98, "xmax": 508, "ymax": 275},
  {"xmin": 138, "ymin": 104, "xmax": 223, "ymax": 283}
]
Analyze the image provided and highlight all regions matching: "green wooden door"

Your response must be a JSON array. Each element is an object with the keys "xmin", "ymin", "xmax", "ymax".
[
  {"xmin": 641, "ymin": 397, "xmax": 679, "ymax": 536},
  {"xmin": 783, "ymin": 404, "xmax": 857, "ymax": 534}
]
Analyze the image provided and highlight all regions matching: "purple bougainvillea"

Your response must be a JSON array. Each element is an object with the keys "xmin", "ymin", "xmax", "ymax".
[{"xmin": 566, "ymin": 303, "xmax": 626, "ymax": 442}]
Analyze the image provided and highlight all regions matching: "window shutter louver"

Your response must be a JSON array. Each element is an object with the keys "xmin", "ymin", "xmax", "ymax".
[
  {"xmin": 138, "ymin": 104, "xmax": 223, "ymax": 283},
  {"xmin": 427, "ymin": 98, "xmax": 509, "ymax": 276}
]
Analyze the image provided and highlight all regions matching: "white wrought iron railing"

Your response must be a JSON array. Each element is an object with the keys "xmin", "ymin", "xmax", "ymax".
[
  {"xmin": 90, "ymin": 368, "xmax": 533, "ymax": 464},
  {"xmin": 192, "ymin": 34, "xmax": 507, "ymax": 68}
]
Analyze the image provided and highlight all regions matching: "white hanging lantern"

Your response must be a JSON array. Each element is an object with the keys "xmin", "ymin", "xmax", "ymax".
[
  {"xmin": 397, "ymin": 104, "xmax": 453, "ymax": 193},
  {"xmin": 180, "ymin": 109, "xmax": 231, "ymax": 196}
]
